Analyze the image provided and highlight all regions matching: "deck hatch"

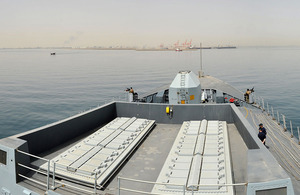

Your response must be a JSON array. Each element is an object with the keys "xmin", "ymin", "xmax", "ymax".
[
  {"xmin": 40, "ymin": 117, "xmax": 155, "ymax": 187},
  {"xmin": 152, "ymin": 120, "xmax": 234, "ymax": 194}
]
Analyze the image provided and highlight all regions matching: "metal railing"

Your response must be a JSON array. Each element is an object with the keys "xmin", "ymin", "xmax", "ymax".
[
  {"xmin": 17, "ymin": 150, "xmax": 51, "ymax": 190},
  {"xmin": 253, "ymin": 94, "xmax": 300, "ymax": 145},
  {"xmin": 117, "ymin": 176, "xmax": 248, "ymax": 195},
  {"xmin": 51, "ymin": 161, "xmax": 100, "ymax": 194},
  {"xmin": 16, "ymin": 150, "xmax": 100, "ymax": 194}
]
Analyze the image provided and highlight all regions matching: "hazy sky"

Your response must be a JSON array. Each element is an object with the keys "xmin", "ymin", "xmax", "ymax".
[{"xmin": 1, "ymin": 0, "xmax": 300, "ymax": 48}]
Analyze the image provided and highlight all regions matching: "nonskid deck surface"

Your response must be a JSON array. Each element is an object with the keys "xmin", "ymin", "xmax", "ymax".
[
  {"xmin": 152, "ymin": 120, "xmax": 233, "ymax": 195},
  {"xmin": 240, "ymin": 105, "xmax": 300, "ymax": 195},
  {"xmin": 39, "ymin": 117, "xmax": 155, "ymax": 187}
]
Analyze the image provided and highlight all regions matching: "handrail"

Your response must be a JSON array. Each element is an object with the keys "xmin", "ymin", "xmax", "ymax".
[
  {"xmin": 254, "ymin": 95, "xmax": 300, "ymax": 143},
  {"xmin": 118, "ymin": 176, "xmax": 248, "ymax": 187},
  {"xmin": 117, "ymin": 176, "xmax": 248, "ymax": 195},
  {"xmin": 18, "ymin": 174, "xmax": 47, "ymax": 187},
  {"xmin": 118, "ymin": 176, "xmax": 184, "ymax": 186},
  {"xmin": 18, "ymin": 163, "xmax": 45, "ymax": 175},
  {"xmin": 16, "ymin": 150, "xmax": 100, "ymax": 194},
  {"xmin": 16, "ymin": 150, "xmax": 51, "ymax": 190},
  {"xmin": 119, "ymin": 187, "xmax": 163, "ymax": 195},
  {"xmin": 55, "ymin": 180, "xmax": 95, "ymax": 194},
  {"xmin": 16, "ymin": 149, "xmax": 49, "ymax": 161}
]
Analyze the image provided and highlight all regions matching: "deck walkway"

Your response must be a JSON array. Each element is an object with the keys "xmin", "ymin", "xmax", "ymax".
[{"xmin": 239, "ymin": 104, "xmax": 300, "ymax": 195}]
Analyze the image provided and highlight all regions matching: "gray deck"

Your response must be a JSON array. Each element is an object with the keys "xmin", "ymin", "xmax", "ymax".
[
  {"xmin": 105, "ymin": 122, "xmax": 247, "ymax": 195},
  {"xmin": 104, "ymin": 123, "xmax": 182, "ymax": 194},
  {"xmin": 200, "ymin": 75, "xmax": 244, "ymax": 99},
  {"xmin": 18, "ymin": 122, "xmax": 247, "ymax": 195},
  {"xmin": 227, "ymin": 124, "xmax": 248, "ymax": 194},
  {"xmin": 104, "ymin": 124, "xmax": 247, "ymax": 195}
]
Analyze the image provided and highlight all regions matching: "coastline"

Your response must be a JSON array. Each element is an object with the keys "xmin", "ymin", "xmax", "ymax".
[{"xmin": 0, "ymin": 47, "xmax": 237, "ymax": 51}]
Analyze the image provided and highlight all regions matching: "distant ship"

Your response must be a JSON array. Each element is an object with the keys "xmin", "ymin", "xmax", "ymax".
[
  {"xmin": 189, "ymin": 45, "xmax": 237, "ymax": 49},
  {"xmin": 189, "ymin": 46, "xmax": 212, "ymax": 49},
  {"xmin": 214, "ymin": 46, "xmax": 237, "ymax": 49}
]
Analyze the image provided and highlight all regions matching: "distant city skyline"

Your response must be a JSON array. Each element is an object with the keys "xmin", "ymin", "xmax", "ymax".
[{"xmin": 1, "ymin": 0, "xmax": 300, "ymax": 48}]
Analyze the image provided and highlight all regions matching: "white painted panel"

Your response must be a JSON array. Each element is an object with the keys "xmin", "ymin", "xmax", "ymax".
[
  {"xmin": 187, "ymin": 154, "xmax": 202, "ymax": 190},
  {"xmin": 40, "ymin": 117, "xmax": 155, "ymax": 187}
]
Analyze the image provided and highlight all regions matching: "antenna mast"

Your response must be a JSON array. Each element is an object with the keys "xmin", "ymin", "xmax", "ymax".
[{"xmin": 199, "ymin": 42, "xmax": 203, "ymax": 78}]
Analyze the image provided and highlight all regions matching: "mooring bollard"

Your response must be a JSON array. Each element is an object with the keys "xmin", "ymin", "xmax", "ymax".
[{"xmin": 290, "ymin": 121, "xmax": 294, "ymax": 138}]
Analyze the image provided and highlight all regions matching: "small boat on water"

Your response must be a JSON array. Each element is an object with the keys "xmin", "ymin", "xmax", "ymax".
[
  {"xmin": 50, "ymin": 52, "xmax": 56, "ymax": 55},
  {"xmin": 175, "ymin": 48, "xmax": 182, "ymax": 52}
]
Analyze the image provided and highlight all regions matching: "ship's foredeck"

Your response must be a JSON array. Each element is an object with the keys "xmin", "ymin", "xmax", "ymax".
[
  {"xmin": 104, "ymin": 123, "xmax": 247, "ymax": 195},
  {"xmin": 1, "ymin": 102, "xmax": 295, "ymax": 195},
  {"xmin": 18, "ymin": 121, "xmax": 247, "ymax": 195}
]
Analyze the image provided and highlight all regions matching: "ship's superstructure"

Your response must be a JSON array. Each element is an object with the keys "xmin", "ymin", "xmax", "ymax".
[
  {"xmin": 0, "ymin": 71, "xmax": 298, "ymax": 195},
  {"xmin": 169, "ymin": 71, "xmax": 202, "ymax": 104}
]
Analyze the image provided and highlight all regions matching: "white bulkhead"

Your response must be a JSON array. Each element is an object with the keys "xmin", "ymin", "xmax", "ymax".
[{"xmin": 169, "ymin": 71, "xmax": 201, "ymax": 104}]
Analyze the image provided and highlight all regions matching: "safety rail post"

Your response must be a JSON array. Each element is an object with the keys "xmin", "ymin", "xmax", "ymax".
[
  {"xmin": 267, "ymin": 102, "xmax": 270, "ymax": 115},
  {"xmin": 271, "ymin": 107, "xmax": 275, "ymax": 120},
  {"xmin": 52, "ymin": 162, "xmax": 56, "ymax": 189},
  {"xmin": 277, "ymin": 111, "xmax": 280, "ymax": 125},
  {"xmin": 262, "ymin": 98, "xmax": 265, "ymax": 111},
  {"xmin": 282, "ymin": 115, "xmax": 287, "ymax": 131},
  {"xmin": 47, "ymin": 160, "xmax": 50, "ymax": 191},
  {"xmin": 118, "ymin": 177, "xmax": 121, "ymax": 195},
  {"xmin": 255, "ymin": 94, "xmax": 258, "ymax": 105},
  {"xmin": 290, "ymin": 121, "xmax": 294, "ymax": 138},
  {"xmin": 94, "ymin": 172, "xmax": 97, "ymax": 194},
  {"xmin": 182, "ymin": 185, "xmax": 185, "ymax": 195},
  {"xmin": 255, "ymin": 96, "xmax": 259, "ymax": 107},
  {"xmin": 297, "ymin": 127, "xmax": 300, "ymax": 145}
]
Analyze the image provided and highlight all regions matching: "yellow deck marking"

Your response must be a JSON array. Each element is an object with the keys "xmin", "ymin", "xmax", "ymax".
[{"xmin": 244, "ymin": 106, "xmax": 249, "ymax": 118}]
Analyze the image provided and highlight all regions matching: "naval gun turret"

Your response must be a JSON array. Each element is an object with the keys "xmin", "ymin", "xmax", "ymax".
[{"xmin": 169, "ymin": 71, "xmax": 201, "ymax": 104}]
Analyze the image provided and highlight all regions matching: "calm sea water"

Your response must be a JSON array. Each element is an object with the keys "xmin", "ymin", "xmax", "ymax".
[{"xmin": 0, "ymin": 47, "xmax": 299, "ymax": 138}]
